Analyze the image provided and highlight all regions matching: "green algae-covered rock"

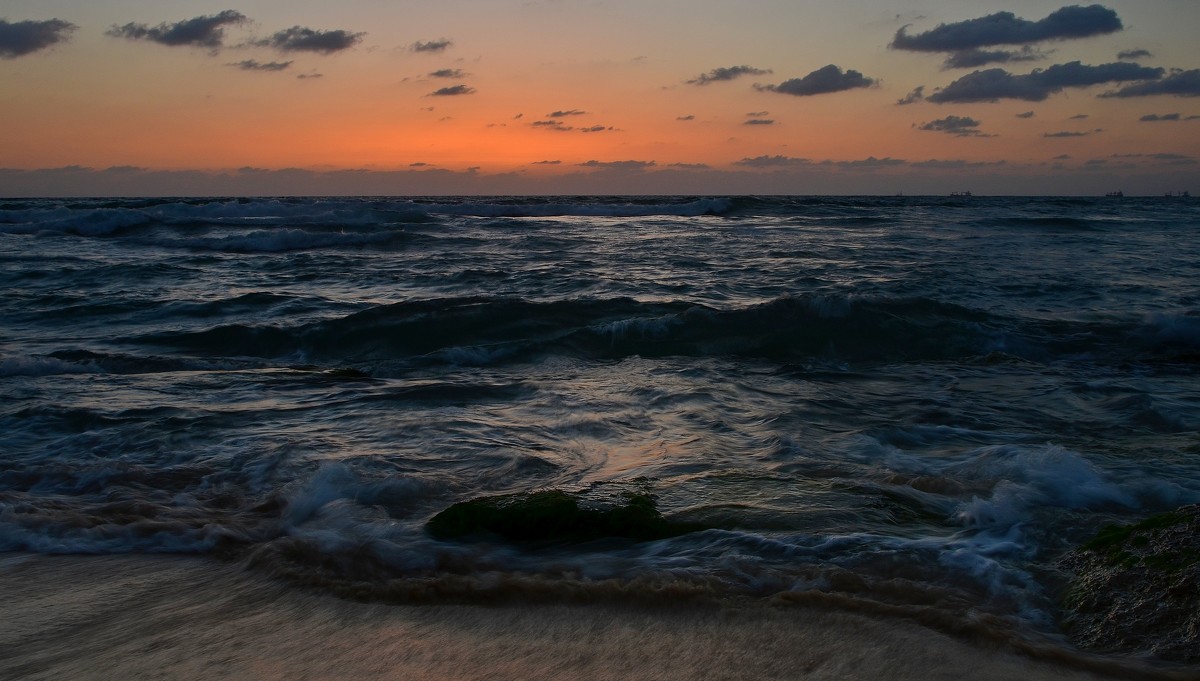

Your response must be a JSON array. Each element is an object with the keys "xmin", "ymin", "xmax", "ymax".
[
  {"xmin": 427, "ymin": 488, "xmax": 707, "ymax": 544},
  {"xmin": 1059, "ymin": 504, "xmax": 1200, "ymax": 663}
]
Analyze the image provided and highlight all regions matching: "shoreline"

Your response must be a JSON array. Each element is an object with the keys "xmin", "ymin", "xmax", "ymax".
[{"xmin": 1, "ymin": 552, "xmax": 1184, "ymax": 681}]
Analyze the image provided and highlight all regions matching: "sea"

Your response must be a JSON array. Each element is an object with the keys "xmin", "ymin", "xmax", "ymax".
[{"xmin": 2, "ymin": 195, "xmax": 1198, "ymax": 675}]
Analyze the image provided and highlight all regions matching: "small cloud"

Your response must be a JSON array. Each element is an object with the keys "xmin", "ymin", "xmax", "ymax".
[
  {"xmin": 897, "ymin": 86, "xmax": 925, "ymax": 105},
  {"xmin": 686, "ymin": 65, "xmax": 772, "ymax": 85},
  {"xmin": 834, "ymin": 156, "xmax": 907, "ymax": 168},
  {"xmin": 107, "ymin": 10, "xmax": 247, "ymax": 50},
  {"xmin": 577, "ymin": 160, "xmax": 656, "ymax": 170},
  {"xmin": 1100, "ymin": 69, "xmax": 1200, "ymax": 98},
  {"xmin": 910, "ymin": 159, "xmax": 1006, "ymax": 169},
  {"xmin": 928, "ymin": 61, "xmax": 1164, "ymax": 103},
  {"xmin": 918, "ymin": 114, "xmax": 991, "ymax": 136},
  {"xmin": 579, "ymin": 125, "xmax": 615, "ymax": 133},
  {"xmin": 297, "ymin": 72, "xmax": 324, "ymax": 80},
  {"xmin": 257, "ymin": 26, "xmax": 364, "ymax": 54},
  {"xmin": 531, "ymin": 120, "xmax": 572, "ymax": 131},
  {"xmin": 744, "ymin": 119, "xmax": 775, "ymax": 125},
  {"xmin": 943, "ymin": 46, "xmax": 1046, "ymax": 70},
  {"xmin": 667, "ymin": 162, "xmax": 711, "ymax": 169},
  {"xmin": 0, "ymin": 18, "xmax": 77, "ymax": 58},
  {"xmin": 746, "ymin": 111, "xmax": 769, "ymax": 117},
  {"xmin": 891, "ymin": 5, "xmax": 1123, "ymax": 52},
  {"xmin": 429, "ymin": 84, "xmax": 475, "ymax": 96},
  {"xmin": 531, "ymin": 160, "xmax": 561, "ymax": 165},
  {"xmin": 429, "ymin": 68, "xmax": 466, "ymax": 78},
  {"xmin": 733, "ymin": 155, "xmax": 812, "ymax": 168},
  {"xmin": 1117, "ymin": 49, "xmax": 1152, "ymax": 61},
  {"xmin": 228, "ymin": 59, "xmax": 292, "ymax": 72},
  {"xmin": 756, "ymin": 65, "xmax": 876, "ymax": 97},
  {"xmin": 1043, "ymin": 130, "xmax": 1098, "ymax": 137},
  {"xmin": 409, "ymin": 162, "xmax": 431, "ymax": 167},
  {"xmin": 676, "ymin": 114, "xmax": 696, "ymax": 121},
  {"xmin": 412, "ymin": 39, "xmax": 452, "ymax": 53},
  {"xmin": 1068, "ymin": 113, "xmax": 1089, "ymax": 120},
  {"xmin": 547, "ymin": 109, "xmax": 587, "ymax": 118},
  {"xmin": 1139, "ymin": 113, "xmax": 1181, "ymax": 122},
  {"xmin": 1015, "ymin": 110, "xmax": 1035, "ymax": 118},
  {"xmin": 513, "ymin": 113, "xmax": 524, "ymax": 119}
]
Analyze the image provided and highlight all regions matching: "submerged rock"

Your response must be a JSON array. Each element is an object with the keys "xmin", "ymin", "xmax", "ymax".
[
  {"xmin": 426, "ymin": 487, "xmax": 708, "ymax": 544},
  {"xmin": 1059, "ymin": 504, "xmax": 1200, "ymax": 663}
]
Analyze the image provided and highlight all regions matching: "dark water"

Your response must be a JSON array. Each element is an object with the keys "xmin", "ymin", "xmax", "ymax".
[{"xmin": 2, "ymin": 196, "xmax": 1198, "ymax": 653}]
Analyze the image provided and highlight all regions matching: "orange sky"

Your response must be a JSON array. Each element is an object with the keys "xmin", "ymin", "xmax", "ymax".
[{"xmin": 2, "ymin": 1, "xmax": 1199, "ymax": 195}]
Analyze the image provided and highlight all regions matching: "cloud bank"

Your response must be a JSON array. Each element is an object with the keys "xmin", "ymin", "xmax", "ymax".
[
  {"xmin": 107, "ymin": 10, "xmax": 248, "ymax": 49},
  {"xmin": 756, "ymin": 65, "xmax": 875, "ymax": 97},
  {"xmin": 0, "ymin": 18, "xmax": 76, "ymax": 58}
]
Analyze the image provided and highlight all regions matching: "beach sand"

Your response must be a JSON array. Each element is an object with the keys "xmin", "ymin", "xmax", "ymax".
[{"xmin": 0, "ymin": 552, "xmax": 1153, "ymax": 681}]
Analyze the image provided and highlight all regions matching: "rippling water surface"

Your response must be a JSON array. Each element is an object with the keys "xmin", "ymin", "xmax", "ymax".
[{"xmin": 2, "ymin": 195, "xmax": 1198, "ymax": 653}]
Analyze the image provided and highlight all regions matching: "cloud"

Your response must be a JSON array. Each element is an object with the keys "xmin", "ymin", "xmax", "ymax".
[
  {"xmin": 746, "ymin": 111, "xmax": 769, "ymax": 117},
  {"xmin": 1069, "ymin": 113, "xmax": 1089, "ymax": 119},
  {"xmin": 1117, "ymin": 48, "xmax": 1151, "ymax": 60},
  {"xmin": 733, "ymin": 155, "xmax": 812, "ymax": 168},
  {"xmin": 910, "ymin": 159, "xmax": 1006, "ymax": 169},
  {"xmin": 531, "ymin": 160, "xmax": 561, "ymax": 165},
  {"xmin": 430, "ymin": 85, "xmax": 475, "ymax": 96},
  {"xmin": 256, "ymin": 26, "xmax": 363, "ymax": 54},
  {"xmin": 297, "ymin": 72, "xmax": 323, "ymax": 80},
  {"xmin": 579, "ymin": 125, "xmax": 615, "ymax": 133},
  {"xmin": 943, "ymin": 46, "xmax": 1046, "ymax": 70},
  {"xmin": 1044, "ymin": 130, "xmax": 1099, "ymax": 137},
  {"xmin": 0, "ymin": 18, "xmax": 76, "ymax": 58},
  {"xmin": 676, "ymin": 115, "xmax": 696, "ymax": 121},
  {"xmin": 107, "ymin": 10, "xmax": 247, "ymax": 49},
  {"xmin": 1100, "ymin": 69, "xmax": 1200, "ymax": 98},
  {"xmin": 1016, "ymin": 110, "xmax": 1035, "ymax": 118},
  {"xmin": 891, "ymin": 5, "xmax": 1122, "ymax": 52},
  {"xmin": 547, "ymin": 109, "xmax": 587, "ymax": 117},
  {"xmin": 897, "ymin": 86, "xmax": 925, "ymax": 105},
  {"xmin": 832, "ymin": 157, "xmax": 907, "ymax": 168},
  {"xmin": 756, "ymin": 65, "xmax": 876, "ymax": 97},
  {"xmin": 927, "ymin": 61, "xmax": 1163, "ymax": 103},
  {"xmin": 918, "ymin": 115, "xmax": 991, "ymax": 136},
  {"xmin": 576, "ymin": 160, "xmax": 656, "ymax": 171},
  {"xmin": 1139, "ymin": 113, "xmax": 1181, "ymax": 122},
  {"xmin": 667, "ymin": 162, "xmax": 712, "ymax": 169},
  {"xmin": 430, "ymin": 68, "xmax": 466, "ymax": 78},
  {"xmin": 744, "ymin": 119, "xmax": 775, "ymax": 125},
  {"xmin": 228, "ymin": 59, "xmax": 292, "ymax": 72},
  {"xmin": 686, "ymin": 65, "xmax": 771, "ymax": 85},
  {"xmin": 412, "ymin": 39, "xmax": 452, "ymax": 53},
  {"xmin": 531, "ymin": 120, "xmax": 572, "ymax": 131}
]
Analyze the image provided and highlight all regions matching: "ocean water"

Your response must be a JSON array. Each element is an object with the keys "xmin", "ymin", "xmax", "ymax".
[{"xmin": 2, "ymin": 195, "xmax": 1198, "ymax": 661}]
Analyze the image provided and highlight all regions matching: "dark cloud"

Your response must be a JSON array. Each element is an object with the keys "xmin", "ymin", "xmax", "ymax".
[
  {"xmin": 576, "ymin": 160, "xmax": 656, "ymax": 170},
  {"xmin": 0, "ymin": 18, "xmax": 76, "ymax": 58},
  {"xmin": 686, "ymin": 65, "xmax": 771, "ymax": 85},
  {"xmin": 297, "ymin": 72, "xmax": 324, "ymax": 80},
  {"xmin": 927, "ymin": 61, "xmax": 1163, "ymax": 103},
  {"xmin": 1117, "ymin": 48, "xmax": 1151, "ymax": 60},
  {"xmin": 918, "ymin": 115, "xmax": 990, "ymax": 136},
  {"xmin": 1100, "ymin": 69, "xmax": 1200, "ymax": 98},
  {"xmin": 430, "ymin": 85, "xmax": 475, "ymax": 96},
  {"xmin": 744, "ymin": 119, "xmax": 775, "ymax": 125},
  {"xmin": 547, "ymin": 109, "xmax": 587, "ymax": 117},
  {"xmin": 733, "ymin": 155, "xmax": 813, "ymax": 168},
  {"xmin": 579, "ymin": 125, "xmax": 615, "ymax": 133},
  {"xmin": 228, "ymin": 59, "xmax": 292, "ymax": 72},
  {"xmin": 756, "ymin": 65, "xmax": 876, "ymax": 97},
  {"xmin": 531, "ymin": 120, "xmax": 572, "ymax": 131},
  {"xmin": 676, "ymin": 115, "xmax": 696, "ymax": 121},
  {"xmin": 257, "ymin": 26, "xmax": 363, "ymax": 54},
  {"xmin": 897, "ymin": 86, "xmax": 925, "ymax": 105},
  {"xmin": 891, "ymin": 5, "xmax": 1122, "ymax": 52},
  {"xmin": 833, "ymin": 157, "xmax": 907, "ymax": 168},
  {"xmin": 412, "ymin": 39, "xmax": 452, "ymax": 53},
  {"xmin": 531, "ymin": 160, "xmax": 561, "ymax": 165},
  {"xmin": 1044, "ymin": 130, "xmax": 1099, "ymax": 137},
  {"xmin": 667, "ymin": 162, "xmax": 712, "ymax": 169},
  {"xmin": 1069, "ymin": 114, "xmax": 1089, "ymax": 119},
  {"xmin": 430, "ymin": 68, "xmax": 466, "ymax": 78},
  {"xmin": 107, "ymin": 10, "xmax": 247, "ymax": 49},
  {"xmin": 943, "ymin": 46, "xmax": 1046, "ymax": 70},
  {"xmin": 1139, "ymin": 113, "xmax": 1181, "ymax": 122},
  {"xmin": 1016, "ymin": 110, "xmax": 1036, "ymax": 118}
]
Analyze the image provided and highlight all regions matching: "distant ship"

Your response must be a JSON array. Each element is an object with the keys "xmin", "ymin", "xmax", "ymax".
[
  {"xmin": 949, "ymin": 191, "xmax": 972, "ymax": 197},
  {"xmin": 1105, "ymin": 191, "xmax": 1124, "ymax": 197},
  {"xmin": 1163, "ymin": 191, "xmax": 1191, "ymax": 198}
]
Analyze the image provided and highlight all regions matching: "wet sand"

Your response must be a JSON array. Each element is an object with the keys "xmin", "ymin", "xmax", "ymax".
[{"xmin": 0, "ymin": 552, "xmax": 1157, "ymax": 681}]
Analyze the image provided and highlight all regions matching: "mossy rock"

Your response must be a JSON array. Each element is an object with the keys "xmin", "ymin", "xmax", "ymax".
[{"xmin": 427, "ymin": 488, "xmax": 708, "ymax": 544}]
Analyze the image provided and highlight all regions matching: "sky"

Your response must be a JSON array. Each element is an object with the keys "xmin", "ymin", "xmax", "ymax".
[{"xmin": 2, "ymin": 1, "xmax": 1199, "ymax": 196}]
